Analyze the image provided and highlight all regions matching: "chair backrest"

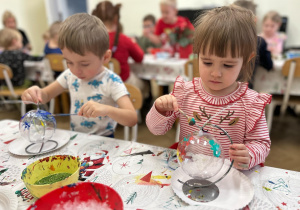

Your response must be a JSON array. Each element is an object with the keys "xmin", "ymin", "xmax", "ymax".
[
  {"xmin": 184, "ymin": 57, "xmax": 199, "ymax": 80},
  {"xmin": 125, "ymin": 83, "xmax": 143, "ymax": 110},
  {"xmin": 45, "ymin": 54, "xmax": 67, "ymax": 72},
  {"xmin": 280, "ymin": 57, "xmax": 300, "ymax": 114},
  {"xmin": 104, "ymin": 58, "xmax": 121, "ymax": 75},
  {"xmin": 0, "ymin": 63, "xmax": 17, "ymax": 97}
]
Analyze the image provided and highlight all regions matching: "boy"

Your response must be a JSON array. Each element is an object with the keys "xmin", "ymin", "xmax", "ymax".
[
  {"xmin": 137, "ymin": 14, "xmax": 160, "ymax": 53},
  {"xmin": 22, "ymin": 13, "xmax": 137, "ymax": 137},
  {"xmin": 0, "ymin": 28, "xmax": 43, "ymax": 87}
]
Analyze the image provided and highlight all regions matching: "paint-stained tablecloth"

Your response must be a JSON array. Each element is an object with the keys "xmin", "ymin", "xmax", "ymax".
[{"xmin": 0, "ymin": 119, "xmax": 299, "ymax": 210}]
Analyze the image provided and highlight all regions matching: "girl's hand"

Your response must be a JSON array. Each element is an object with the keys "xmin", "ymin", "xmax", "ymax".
[
  {"xmin": 21, "ymin": 86, "xmax": 43, "ymax": 104},
  {"xmin": 78, "ymin": 101, "xmax": 110, "ymax": 118},
  {"xmin": 229, "ymin": 144, "xmax": 250, "ymax": 170},
  {"xmin": 155, "ymin": 95, "xmax": 178, "ymax": 116}
]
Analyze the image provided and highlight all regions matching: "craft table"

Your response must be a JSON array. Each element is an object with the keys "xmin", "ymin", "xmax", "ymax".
[{"xmin": 0, "ymin": 119, "xmax": 299, "ymax": 210}]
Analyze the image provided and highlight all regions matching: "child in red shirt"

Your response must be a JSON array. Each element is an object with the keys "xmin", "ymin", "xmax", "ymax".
[
  {"xmin": 92, "ymin": 1, "xmax": 146, "ymax": 93},
  {"xmin": 146, "ymin": 0, "xmax": 194, "ymax": 58}
]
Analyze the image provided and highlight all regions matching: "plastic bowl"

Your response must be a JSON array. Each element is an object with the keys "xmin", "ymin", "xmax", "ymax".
[
  {"xmin": 27, "ymin": 182, "xmax": 123, "ymax": 210},
  {"xmin": 21, "ymin": 155, "xmax": 80, "ymax": 198}
]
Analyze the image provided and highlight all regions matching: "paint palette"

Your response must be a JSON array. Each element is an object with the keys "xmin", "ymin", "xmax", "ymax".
[
  {"xmin": 19, "ymin": 109, "xmax": 56, "ymax": 144},
  {"xmin": 27, "ymin": 182, "xmax": 123, "ymax": 210},
  {"xmin": 21, "ymin": 155, "xmax": 80, "ymax": 198}
]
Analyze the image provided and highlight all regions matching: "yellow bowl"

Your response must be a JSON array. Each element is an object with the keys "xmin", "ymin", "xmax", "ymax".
[{"xmin": 21, "ymin": 155, "xmax": 80, "ymax": 198}]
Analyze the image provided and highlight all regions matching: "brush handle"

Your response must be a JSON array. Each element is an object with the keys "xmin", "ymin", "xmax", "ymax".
[{"xmin": 52, "ymin": 113, "xmax": 78, "ymax": 116}]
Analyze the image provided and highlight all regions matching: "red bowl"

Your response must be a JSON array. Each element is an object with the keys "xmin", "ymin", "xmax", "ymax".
[{"xmin": 27, "ymin": 182, "xmax": 123, "ymax": 210}]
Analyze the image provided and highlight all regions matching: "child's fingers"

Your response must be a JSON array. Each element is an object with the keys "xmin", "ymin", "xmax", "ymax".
[
  {"xmin": 229, "ymin": 149, "xmax": 249, "ymax": 157},
  {"xmin": 230, "ymin": 144, "xmax": 247, "ymax": 150},
  {"xmin": 171, "ymin": 95, "xmax": 178, "ymax": 111},
  {"xmin": 230, "ymin": 156, "xmax": 249, "ymax": 164}
]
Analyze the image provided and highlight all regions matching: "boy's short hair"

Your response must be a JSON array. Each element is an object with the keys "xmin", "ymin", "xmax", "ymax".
[
  {"xmin": 160, "ymin": 0, "xmax": 177, "ymax": 8},
  {"xmin": 2, "ymin": 11, "xmax": 15, "ymax": 26},
  {"xmin": 194, "ymin": 5, "xmax": 257, "ymax": 82},
  {"xmin": 49, "ymin": 21, "xmax": 61, "ymax": 39},
  {"xmin": 263, "ymin": 11, "xmax": 282, "ymax": 25},
  {"xmin": 143, "ymin": 14, "xmax": 156, "ymax": 25},
  {"xmin": 0, "ymin": 28, "xmax": 21, "ymax": 49},
  {"xmin": 58, "ymin": 13, "xmax": 109, "ymax": 58}
]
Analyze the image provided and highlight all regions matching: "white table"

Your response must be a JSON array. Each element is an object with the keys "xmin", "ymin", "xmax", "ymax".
[
  {"xmin": 254, "ymin": 59, "xmax": 300, "ymax": 95},
  {"xmin": 25, "ymin": 60, "xmax": 54, "ymax": 83},
  {"xmin": 130, "ymin": 54, "xmax": 189, "ymax": 83},
  {"xmin": 0, "ymin": 119, "xmax": 299, "ymax": 210}
]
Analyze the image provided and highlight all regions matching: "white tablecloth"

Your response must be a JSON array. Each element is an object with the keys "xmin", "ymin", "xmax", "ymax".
[
  {"xmin": 254, "ymin": 59, "xmax": 300, "ymax": 95},
  {"xmin": 0, "ymin": 119, "xmax": 299, "ymax": 210},
  {"xmin": 130, "ymin": 54, "xmax": 188, "ymax": 83}
]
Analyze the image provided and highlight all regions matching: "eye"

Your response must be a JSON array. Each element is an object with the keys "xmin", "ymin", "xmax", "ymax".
[
  {"xmin": 224, "ymin": 64, "xmax": 233, "ymax": 68},
  {"xmin": 203, "ymin": 62, "xmax": 212, "ymax": 66},
  {"xmin": 81, "ymin": 64, "xmax": 89, "ymax": 67}
]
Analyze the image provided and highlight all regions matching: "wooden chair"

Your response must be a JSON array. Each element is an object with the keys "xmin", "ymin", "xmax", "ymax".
[
  {"xmin": 104, "ymin": 58, "xmax": 121, "ymax": 75},
  {"xmin": 124, "ymin": 83, "xmax": 143, "ymax": 141},
  {"xmin": 44, "ymin": 54, "xmax": 69, "ymax": 114},
  {"xmin": 0, "ymin": 63, "xmax": 26, "ymax": 116},
  {"xmin": 266, "ymin": 57, "xmax": 300, "ymax": 131},
  {"xmin": 184, "ymin": 56, "xmax": 199, "ymax": 80}
]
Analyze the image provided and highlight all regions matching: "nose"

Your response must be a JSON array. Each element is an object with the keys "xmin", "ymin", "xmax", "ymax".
[
  {"xmin": 72, "ymin": 65, "xmax": 83, "ymax": 76},
  {"xmin": 210, "ymin": 66, "xmax": 222, "ymax": 78}
]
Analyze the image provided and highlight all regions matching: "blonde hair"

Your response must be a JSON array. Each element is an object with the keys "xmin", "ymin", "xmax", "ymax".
[
  {"xmin": 194, "ymin": 5, "xmax": 257, "ymax": 82},
  {"xmin": 58, "ymin": 13, "xmax": 109, "ymax": 58},
  {"xmin": 49, "ymin": 21, "xmax": 61, "ymax": 39},
  {"xmin": 0, "ymin": 28, "xmax": 21, "ymax": 49},
  {"xmin": 160, "ymin": 0, "xmax": 177, "ymax": 8},
  {"xmin": 2, "ymin": 10, "xmax": 16, "ymax": 26},
  {"xmin": 263, "ymin": 11, "xmax": 282, "ymax": 25}
]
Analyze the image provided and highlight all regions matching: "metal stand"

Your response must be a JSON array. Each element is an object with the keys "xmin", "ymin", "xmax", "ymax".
[
  {"xmin": 25, "ymin": 140, "xmax": 58, "ymax": 154},
  {"xmin": 182, "ymin": 179, "xmax": 219, "ymax": 202}
]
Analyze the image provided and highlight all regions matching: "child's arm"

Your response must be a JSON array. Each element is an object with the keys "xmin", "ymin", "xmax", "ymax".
[
  {"xmin": 128, "ymin": 37, "xmax": 144, "ymax": 63},
  {"xmin": 22, "ymin": 52, "xmax": 43, "ymax": 62},
  {"xmin": 229, "ymin": 112, "xmax": 271, "ymax": 170},
  {"xmin": 146, "ymin": 95, "xmax": 179, "ymax": 135},
  {"xmin": 78, "ymin": 95, "xmax": 137, "ymax": 127},
  {"xmin": 21, "ymin": 81, "xmax": 65, "ymax": 104}
]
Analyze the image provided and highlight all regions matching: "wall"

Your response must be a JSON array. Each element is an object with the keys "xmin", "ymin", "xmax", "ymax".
[
  {"xmin": 0, "ymin": 0, "xmax": 49, "ymax": 55},
  {"xmin": 87, "ymin": 0, "xmax": 300, "ymax": 48}
]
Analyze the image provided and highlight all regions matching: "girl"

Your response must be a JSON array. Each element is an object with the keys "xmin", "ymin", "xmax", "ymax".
[
  {"xmin": 260, "ymin": 11, "xmax": 286, "ymax": 58},
  {"xmin": 92, "ymin": 1, "xmax": 146, "ymax": 93},
  {"xmin": 146, "ymin": 5, "xmax": 272, "ymax": 170}
]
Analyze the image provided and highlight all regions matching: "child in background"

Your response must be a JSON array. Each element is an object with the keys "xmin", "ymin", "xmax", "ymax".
[
  {"xmin": 146, "ymin": 5, "xmax": 271, "ymax": 170},
  {"xmin": 44, "ymin": 21, "xmax": 62, "ymax": 55},
  {"xmin": 22, "ymin": 13, "xmax": 137, "ymax": 137},
  {"xmin": 2, "ymin": 11, "xmax": 32, "ymax": 52},
  {"xmin": 260, "ymin": 11, "xmax": 286, "ymax": 58},
  {"xmin": 92, "ymin": 1, "xmax": 146, "ymax": 94},
  {"xmin": 137, "ymin": 14, "xmax": 161, "ymax": 53},
  {"xmin": 44, "ymin": 21, "xmax": 63, "ymax": 78},
  {"xmin": 0, "ymin": 28, "xmax": 43, "ymax": 87},
  {"xmin": 146, "ymin": 0, "xmax": 194, "ymax": 58}
]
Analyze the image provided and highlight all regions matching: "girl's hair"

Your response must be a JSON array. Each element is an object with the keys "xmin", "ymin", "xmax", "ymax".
[
  {"xmin": 2, "ymin": 10, "xmax": 16, "ymax": 26},
  {"xmin": 49, "ymin": 21, "xmax": 61, "ymax": 39},
  {"xmin": 0, "ymin": 28, "xmax": 21, "ymax": 49},
  {"xmin": 92, "ymin": 1, "xmax": 122, "ymax": 56},
  {"xmin": 194, "ymin": 5, "xmax": 257, "ymax": 82},
  {"xmin": 263, "ymin": 11, "xmax": 282, "ymax": 25},
  {"xmin": 58, "ymin": 13, "xmax": 109, "ymax": 58}
]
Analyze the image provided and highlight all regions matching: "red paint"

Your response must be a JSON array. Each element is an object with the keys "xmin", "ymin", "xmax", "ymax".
[
  {"xmin": 281, "ymin": 202, "xmax": 287, "ymax": 206},
  {"xmin": 74, "ymin": 143, "xmax": 78, "ymax": 146},
  {"xmin": 3, "ymin": 139, "xmax": 16, "ymax": 144},
  {"xmin": 140, "ymin": 171, "xmax": 152, "ymax": 182},
  {"xmin": 49, "ymin": 165, "xmax": 55, "ymax": 171}
]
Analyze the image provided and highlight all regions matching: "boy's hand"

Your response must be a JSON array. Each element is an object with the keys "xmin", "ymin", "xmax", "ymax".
[
  {"xmin": 78, "ymin": 101, "xmax": 110, "ymax": 118},
  {"xmin": 229, "ymin": 144, "xmax": 250, "ymax": 170},
  {"xmin": 21, "ymin": 86, "xmax": 43, "ymax": 104},
  {"xmin": 155, "ymin": 95, "xmax": 178, "ymax": 116}
]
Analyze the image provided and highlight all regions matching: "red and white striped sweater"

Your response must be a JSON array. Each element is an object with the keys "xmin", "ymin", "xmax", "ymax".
[{"xmin": 146, "ymin": 76, "xmax": 272, "ymax": 169}]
